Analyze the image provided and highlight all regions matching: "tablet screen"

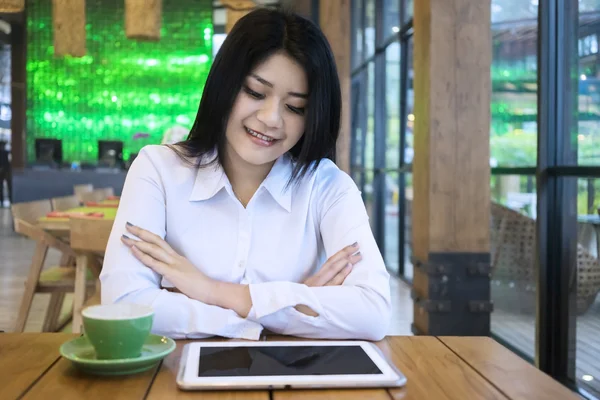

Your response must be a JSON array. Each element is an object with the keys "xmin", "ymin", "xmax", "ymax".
[{"xmin": 198, "ymin": 345, "xmax": 383, "ymax": 377}]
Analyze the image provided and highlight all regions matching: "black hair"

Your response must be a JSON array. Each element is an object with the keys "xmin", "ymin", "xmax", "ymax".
[{"xmin": 170, "ymin": 7, "xmax": 341, "ymax": 184}]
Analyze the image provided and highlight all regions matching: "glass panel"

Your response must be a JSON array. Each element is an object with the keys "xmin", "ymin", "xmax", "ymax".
[
  {"xmin": 405, "ymin": 39, "xmax": 414, "ymax": 165},
  {"xmin": 575, "ymin": 177, "xmax": 600, "ymax": 396},
  {"xmin": 404, "ymin": 0, "xmax": 413, "ymax": 23},
  {"xmin": 577, "ymin": 2, "xmax": 600, "ymax": 165},
  {"xmin": 491, "ymin": 0, "xmax": 537, "ymax": 23},
  {"xmin": 490, "ymin": 174, "xmax": 537, "ymax": 359},
  {"xmin": 383, "ymin": 0, "xmax": 400, "ymax": 41},
  {"xmin": 352, "ymin": 0, "xmax": 364, "ymax": 68},
  {"xmin": 404, "ymin": 172, "xmax": 413, "ymax": 281},
  {"xmin": 386, "ymin": 41, "xmax": 401, "ymax": 169},
  {"xmin": 366, "ymin": 62, "xmax": 375, "ymax": 170},
  {"xmin": 351, "ymin": 167, "xmax": 364, "ymax": 195},
  {"xmin": 580, "ymin": 0, "xmax": 600, "ymax": 12},
  {"xmin": 491, "ymin": 174, "xmax": 537, "ymax": 217},
  {"xmin": 364, "ymin": 170, "xmax": 375, "ymax": 230},
  {"xmin": 384, "ymin": 171, "xmax": 400, "ymax": 273},
  {"xmin": 364, "ymin": 0, "xmax": 376, "ymax": 58},
  {"xmin": 351, "ymin": 73, "xmax": 367, "ymax": 170},
  {"xmin": 490, "ymin": 1, "xmax": 538, "ymax": 168}
]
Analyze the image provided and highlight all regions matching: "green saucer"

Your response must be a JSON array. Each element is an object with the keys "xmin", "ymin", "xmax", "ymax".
[{"xmin": 60, "ymin": 334, "xmax": 176, "ymax": 376}]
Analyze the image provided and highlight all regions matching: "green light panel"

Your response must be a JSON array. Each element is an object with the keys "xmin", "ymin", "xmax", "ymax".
[{"xmin": 26, "ymin": 0, "xmax": 213, "ymax": 163}]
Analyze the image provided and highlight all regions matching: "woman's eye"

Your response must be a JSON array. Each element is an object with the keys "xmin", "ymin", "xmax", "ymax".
[
  {"xmin": 287, "ymin": 105, "xmax": 305, "ymax": 115},
  {"xmin": 243, "ymin": 86, "xmax": 264, "ymax": 99}
]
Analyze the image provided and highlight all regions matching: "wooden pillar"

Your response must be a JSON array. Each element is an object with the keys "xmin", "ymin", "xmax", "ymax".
[
  {"xmin": 287, "ymin": 0, "xmax": 318, "ymax": 24},
  {"xmin": 222, "ymin": 0, "xmax": 255, "ymax": 34},
  {"xmin": 412, "ymin": 0, "xmax": 492, "ymax": 335},
  {"xmin": 320, "ymin": 0, "xmax": 350, "ymax": 174}
]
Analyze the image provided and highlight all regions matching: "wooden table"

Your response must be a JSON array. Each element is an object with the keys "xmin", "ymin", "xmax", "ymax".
[
  {"xmin": 37, "ymin": 207, "xmax": 118, "ymax": 234},
  {"xmin": 0, "ymin": 333, "xmax": 580, "ymax": 400}
]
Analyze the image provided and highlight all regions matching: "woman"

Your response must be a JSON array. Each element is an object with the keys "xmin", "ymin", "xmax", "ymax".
[{"xmin": 101, "ymin": 8, "xmax": 391, "ymax": 341}]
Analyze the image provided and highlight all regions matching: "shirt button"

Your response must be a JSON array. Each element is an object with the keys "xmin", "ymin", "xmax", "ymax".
[{"xmin": 238, "ymin": 261, "xmax": 245, "ymax": 269}]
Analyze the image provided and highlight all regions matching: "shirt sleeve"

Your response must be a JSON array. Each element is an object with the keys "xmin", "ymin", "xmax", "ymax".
[
  {"xmin": 246, "ymin": 167, "xmax": 391, "ymax": 341},
  {"xmin": 100, "ymin": 146, "xmax": 263, "ymax": 341}
]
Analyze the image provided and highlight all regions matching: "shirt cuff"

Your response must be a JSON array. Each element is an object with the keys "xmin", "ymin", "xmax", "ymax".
[
  {"xmin": 226, "ymin": 314, "xmax": 263, "ymax": 340},
  {"xmin": 248, "ymin": 281, "xmax": 324, "ymax": 321}
]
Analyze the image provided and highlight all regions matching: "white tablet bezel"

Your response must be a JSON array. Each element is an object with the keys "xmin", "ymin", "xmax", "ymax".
[{"xmin": 176, "ymin": 340, "xmax": 407, "ymax": 390}]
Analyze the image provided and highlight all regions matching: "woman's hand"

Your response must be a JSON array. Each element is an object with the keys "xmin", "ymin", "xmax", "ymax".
[
  {"xmin": 304, "ymin": 242, "xmax": 361, "ymax": 287},
  {"xmin": 121, "ymin": 222, "xmax": 214, "ymax": 304},
  {"xmin": 295, "ymin": 242, "xmax": 361, "ymax": 317}
]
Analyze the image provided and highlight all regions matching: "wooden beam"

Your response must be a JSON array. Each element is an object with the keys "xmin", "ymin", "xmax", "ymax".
[
  {"xmin": 52, "ymin": 0, "xmax": 86, "ymax": 57},
  {"xmin": 125, "ymin": 0, "xmax": 162, "ymax": 41},
  {"xmin": 222, "ymin": 0, "xmax": 255, "ymax": 34},
  {"xmin": 320, "ymin": 0, "xmax": 351, "ymax": 173},
  {"xmin": 412, "ymin": 0, "xmax": 491, "ymax": 335}
]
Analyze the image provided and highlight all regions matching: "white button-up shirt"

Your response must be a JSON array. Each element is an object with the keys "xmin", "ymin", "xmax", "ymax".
[{"xmin": 101, "ymin": 145, "xmax": 391, "ymax": 341}]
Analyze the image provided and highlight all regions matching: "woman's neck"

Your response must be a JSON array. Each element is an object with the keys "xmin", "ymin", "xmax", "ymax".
[{"xmin": 222, "ymin": 147, "xmax": 275, "ymax": 206}]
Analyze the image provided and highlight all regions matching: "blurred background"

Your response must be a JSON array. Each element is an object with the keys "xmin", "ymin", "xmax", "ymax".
[{"xmin": 0, "ymin": 0, "xmax": 598, "ymax": 398}]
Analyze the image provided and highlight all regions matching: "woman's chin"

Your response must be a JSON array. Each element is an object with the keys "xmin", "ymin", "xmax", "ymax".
[{"xmin": 231, "ymin": 147, "xmax": 278, "ymax": 168}]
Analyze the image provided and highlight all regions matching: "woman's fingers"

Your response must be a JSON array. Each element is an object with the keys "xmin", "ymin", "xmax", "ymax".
[
  {"xmin": 326, "ymin": 243, "xmax": 359, "ymax": 264},
  {"xmin": 130, "ymin": 244, "xmax": 169, "ymax": 276},
  {"xmin": 325, "ymin": 263, "xmax": 353, "ymax": 286},
  {"xmin": 321, "ymin": 251, "xmax": 361, "ymax": 284},
  {"xmin": 318, "ymin": 254, "xmax": 356, "ymax": 284},
  {"xmin": 305, "ymin": 245, "xmax": 362, "ymax": 287},
  {"xmin": 121, "ymin": 235, "xmax": 173, "ymax": 264},
  {"xmin": 125, "ymin": 223, "xmax": 175, "ymax": 255}
]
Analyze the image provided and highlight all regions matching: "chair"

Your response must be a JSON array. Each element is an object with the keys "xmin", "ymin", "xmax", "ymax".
[
  {"xmin": 80, "ymin": 188, "xmax": 114, "ymax": 203},
  {"xmin": 69, "ymin": 216, "xmax": 114, "ymax": 333},
  {"xmin": 98, "ymin": 187, "xmax": 115, "ymax": 198},
  {"xmin": 11, "ymin": 200, "xmax": 95, "ymax": 332},
  {"xmin": 490, "ymin": 202, "xmax": 600, "ymax": 315},
  {"xmin": 51, "ymin": 195, "xmax": 81, "ymax": 211},
  {"xmin": 73, "ymin": 184, "xmax": 93, "ymax": 203}
]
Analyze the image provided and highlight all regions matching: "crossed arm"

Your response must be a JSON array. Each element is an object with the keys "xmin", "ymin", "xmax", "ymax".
[
  {"xmin": 121, "ymin": 224, "xmax": 363, "ymax": 319},
  {"xmin": 115, "ymin": 221, "xmax": 390, "ymax": 341},
  {"xmin": 100, "ymin": 149, "xmax": 391, "ymax": 341}
]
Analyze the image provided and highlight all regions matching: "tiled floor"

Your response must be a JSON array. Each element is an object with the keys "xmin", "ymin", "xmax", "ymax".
[{"xmin": 0, "ymin": 207, "xmax": 414, "ymax": 334}]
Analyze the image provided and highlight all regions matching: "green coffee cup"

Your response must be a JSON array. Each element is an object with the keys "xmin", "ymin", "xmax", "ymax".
[{"xmin": 82, "ymin": 303, "xmax": 154, "ymax": 360}]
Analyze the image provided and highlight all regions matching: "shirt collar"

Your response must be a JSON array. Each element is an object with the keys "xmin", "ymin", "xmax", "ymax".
[
  {"xmin": 261, "ymin": 154, "xmax": 293, "ymax": 212},
  {"xmin": 189, "ymin": 153, "xmax": 293, "ymax": 212},
  {"xmin": 188, "ymin": 157, "xmax": 229, "ymax": 202}
]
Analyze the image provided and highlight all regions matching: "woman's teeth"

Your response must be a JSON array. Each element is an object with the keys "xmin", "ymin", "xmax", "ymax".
[{"xmin": 246, "ymin": 128, "xmax": 275, "ymax": 142}]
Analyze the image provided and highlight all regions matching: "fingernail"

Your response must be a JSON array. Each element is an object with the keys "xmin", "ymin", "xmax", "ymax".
[
  {"xmin": 121, "ymin": 234, "xmax": 130, "ymax": 240},
  {"xmin": 352, "ymin": 242, "xmax": 358, "ymax": 247},
  {"xmin": 354, "ymin": 251, "xmax": 361, "ymax": 257},
  {"xmin": 126, "ymin": 222, "xmax": 134, "ymax": 227}
]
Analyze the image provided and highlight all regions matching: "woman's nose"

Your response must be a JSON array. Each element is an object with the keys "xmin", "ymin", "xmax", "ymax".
[{"xmin": 256, "ymin": 98, "xmax": 283, "ymax": 129}]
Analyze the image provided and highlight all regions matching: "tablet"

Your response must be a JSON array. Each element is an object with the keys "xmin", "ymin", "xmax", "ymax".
[{"xmin": 176, "ymin": 340, "xmax": 407, "ymax": 390}]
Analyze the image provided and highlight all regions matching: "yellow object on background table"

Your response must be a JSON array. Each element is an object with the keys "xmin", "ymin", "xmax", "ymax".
[{"xmin": 38, "ymin": 207, "xmax": 118, "ymax": 224}]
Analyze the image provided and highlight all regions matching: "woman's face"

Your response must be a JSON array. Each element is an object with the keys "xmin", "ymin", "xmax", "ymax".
[{"xmin": 224, "ymin": 51, "xmax": 308, "ymax": 168}]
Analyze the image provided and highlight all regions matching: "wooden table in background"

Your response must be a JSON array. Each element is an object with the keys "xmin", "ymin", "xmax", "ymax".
[
  {"xmin": 0, "ymin": 333, "xmax": 580, "ymax": 400},
  {"xmin": 37, "ymin": 207, "xmax": 118, "ymax": 234},
  {"xmin": 36, "ymin": 208, "xmax": 117, "ymax": 333}
]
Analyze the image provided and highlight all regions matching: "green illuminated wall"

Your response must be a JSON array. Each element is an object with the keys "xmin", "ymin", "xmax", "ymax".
[{"xmin": 26, "ymin": 0, "xmax": 213, "ymax": 163}]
